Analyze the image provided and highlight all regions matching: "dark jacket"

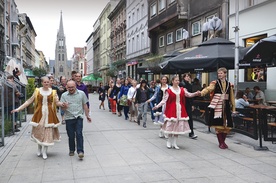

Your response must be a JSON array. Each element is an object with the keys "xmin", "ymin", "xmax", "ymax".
[{"xmin": 135, "ymin": 87, "xmax": 150, "ymax": 104}]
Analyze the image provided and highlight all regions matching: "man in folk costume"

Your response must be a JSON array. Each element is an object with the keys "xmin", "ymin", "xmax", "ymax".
[{"xmin": 200, "ymin": 67, "xmax": 235, "ymax": 149}]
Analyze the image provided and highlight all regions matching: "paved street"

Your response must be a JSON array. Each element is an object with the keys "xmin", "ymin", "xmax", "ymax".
[{"xmin": 1, "ymin": 93, "xmax": 276, "ymax": 183}]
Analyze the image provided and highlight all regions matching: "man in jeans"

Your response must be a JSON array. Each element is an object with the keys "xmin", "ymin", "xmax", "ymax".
[{"xmin": 60, "ymin": 80, "xmax": 91, "ymax": 159}]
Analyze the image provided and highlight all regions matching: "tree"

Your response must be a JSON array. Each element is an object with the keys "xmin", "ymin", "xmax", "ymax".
[{"xmin": 32, "ymin": 67, "xmax": 47, "ymax": 77}]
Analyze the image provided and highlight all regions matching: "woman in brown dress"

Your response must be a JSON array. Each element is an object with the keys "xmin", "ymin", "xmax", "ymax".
[{"xmin": 12, "ymin": 76, "xmax": 64, "ymax": 159}]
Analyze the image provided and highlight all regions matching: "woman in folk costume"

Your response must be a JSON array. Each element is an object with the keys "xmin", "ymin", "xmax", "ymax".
[
  {"xmin": 153, "ymin": 76, "xmax": 200, "ymax": 149},
  {"xmin": 12, "ymin": 76, "xmax": 64, "ymax": 159},
  {"xmin": 200, "ymin": 67, "xmax": 235, "ymax": 149},
  {"xmin": 148, "ymin": 76, "xmax": 170, "ymax": 138}
]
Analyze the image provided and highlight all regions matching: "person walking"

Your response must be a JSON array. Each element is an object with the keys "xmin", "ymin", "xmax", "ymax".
[
  {"xmin": 75, "ymin": 72, "xmax": 90, "ymax": 108},
  {"xmin": 98, "ymin": 82, "xmax": 106, "ymax": 110},
  {"xmin": 135, "ymin": 80, "xmax": 150, "ymax": 128},
  {"xmin": 200, "ymin": 67, "xmax": 236, "ymax": 149},
  {"xmin": 57, "ymin": 76, "xmax": 67, "ymax": 124},
  {"xmin": 108, "ymin": 80, "xmax": 115, "ymax": 113},
  {"xmin": 60, "ymin": 80, "xmax": 91, "ymax": 160},
  {"xmin": 179, "ymin": 73, "xmax": 198, "ymax": 139},
  {"xmin": 11, "ymin": 76, "xmax": 64, "ymax": 159},
  {"xmin": 118, "ymin": 79, "xmax": 131, "ymax": 120},
  {"xmin": 153, "ymin": 76, "xmax": 200, "ymax": 149},
  {"xmin": 148, "ymin": 80, "xmax": 156, "ymax": 122},
  {"xmin": 127, "ymin": 80, "xmax": 138, "ymax": 122},
  {"xmin": 111, "ymin": 78, "xmax": 122, "ymax": 117},
  {"xmin": 148, "ymin": 76, "xmax": 170, "ymax": 138}
]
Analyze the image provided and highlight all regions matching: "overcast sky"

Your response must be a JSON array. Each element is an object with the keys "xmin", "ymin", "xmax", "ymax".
[{"xmin": 15, "ymin": 0, "xmax": 110, "ymax": 61}]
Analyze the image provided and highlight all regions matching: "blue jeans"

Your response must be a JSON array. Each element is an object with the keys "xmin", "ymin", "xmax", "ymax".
[
  {"xmin": 149, "ymin": 101, "xmax": 155, "ymax": 120},
  {"xmin": 66, "ymin": 117, "xmax": 84, "ymax": 153}
]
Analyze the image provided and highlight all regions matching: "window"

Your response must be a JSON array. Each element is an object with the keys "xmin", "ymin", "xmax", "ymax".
[
  {"xmin": 59, "ymin": 65, "xmax": 63, "ymax": 72},
  {"xmin": 167, "ymin": 32, "xmax": 173, "ymax": 45},
  {"xmin": 132, "ymin": 12, "xmax": 135, "ymax": 25},
  {"xmin": 137, "ymin": 8, "xmax": 139, "ymax": 21},
  {"xmin": 159, "ymin": 36, "xmax": 164, "ymax": 47},
  {"xmin": 176, "ymin": 28, "xmax": 183, "ymax": 42},
  {"xmin": 62, "ymin": 54, "xmax": 64, "ymax": 61},
  {"xmin": 136, "ymin": 34, "xmax": 140, "ymax": 51},
  {"xmin": 168, "ymin": 0, "xmax": 175, "ymax": 5},
  {"xmin": 132, "ymin": 37, "xmax": 135, "ymax": 52},
  {"xmin": 81, "ymin": 63, "xmax": 83, "ymax": 69},
  {"xmin": 141, "ymin": 32, "xmax": 144, "ymax": 49},
  {"xmin": 150, "ymin": 3, "xmax": 157, "ymax": 17},
  {"xmin": 141, "ymin": 4, "xmax": 144, "ymax": 17},
  {"xmin": 58, "ymin": 54, "xmax": 61, "ymax": 61},
  {"xmin": 192, "ymin": 21, "xmax": 201, "ymax": 36},
  {"xmin": 158, "ymin": 0, "xmax": 166, "ymax": 12}
]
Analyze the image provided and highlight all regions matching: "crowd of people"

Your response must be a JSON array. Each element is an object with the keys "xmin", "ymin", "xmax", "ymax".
[{"xmin": 7, "ymin": 67, "xmax": 269, "ymax": 161}]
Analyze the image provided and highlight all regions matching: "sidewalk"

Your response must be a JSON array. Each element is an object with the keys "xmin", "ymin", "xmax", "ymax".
[{"xmin": 0, "ymin": 93, "xmax": 276, "ymax": 183}]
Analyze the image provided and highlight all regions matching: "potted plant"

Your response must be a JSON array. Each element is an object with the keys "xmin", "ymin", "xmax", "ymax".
[{"xmin": 26, "ymin": 78, "xmax": 36, "ymax": 114}]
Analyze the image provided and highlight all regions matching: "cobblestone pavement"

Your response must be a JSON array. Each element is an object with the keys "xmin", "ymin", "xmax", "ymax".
[{"xmin": 0, "ymin": 93, "xmax": 276, "ymax": 183}]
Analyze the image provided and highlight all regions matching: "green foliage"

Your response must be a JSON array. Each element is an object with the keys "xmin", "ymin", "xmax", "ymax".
[
  {"xmin": 26, "ymin": 78, "xmax": 36, "ymax": 99},
  {"xmin": 0, "ymin": 116, "xmax": 13, "ymax": 137},
  {"xmin": 106, "ymin": 67, "xmax": 117, "ymax": 77},
  {"xmin": 33, "ymin": 67, "xmax": 47, "ymax": 77}
]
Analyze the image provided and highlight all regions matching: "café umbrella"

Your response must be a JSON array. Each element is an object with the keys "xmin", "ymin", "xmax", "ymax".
[
  {"xmin": 159, "ymin": 37, "xmax": 245, "ymax": 73},
  {"xmin": 82, "ymin": 74, "xmax": 96, "ymax": 81},
  {"xmin": 240, "ymin": 34, "xmax": 276, "ymax": 67}
]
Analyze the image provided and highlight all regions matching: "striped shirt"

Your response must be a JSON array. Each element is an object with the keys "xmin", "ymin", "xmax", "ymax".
[{"xmin": 60, "ymin": 89, "xmax": 88, "ymax": 120}]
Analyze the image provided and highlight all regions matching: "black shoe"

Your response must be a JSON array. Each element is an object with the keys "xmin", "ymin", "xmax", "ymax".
[
  {"xmin": 15, "ymin": 129, "xmax": 20, "ymax": 132},
  {"xmin": 189, "ymin": 134, "xmax": 198, "ymax": 139},
  {"xmin": 69, "ymin": 151, "xmax": 74, "ymax": 156}
]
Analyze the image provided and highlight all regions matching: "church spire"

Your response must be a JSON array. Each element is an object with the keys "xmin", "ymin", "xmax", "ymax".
[{"xmin": 58, "ymin": 11, "xmax": 64, "ymax": 36}]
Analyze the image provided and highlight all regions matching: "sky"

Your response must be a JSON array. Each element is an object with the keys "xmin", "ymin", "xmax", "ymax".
[{"xmin": 15, "ymin": 0, "xmax": 110, "ymax": 61}]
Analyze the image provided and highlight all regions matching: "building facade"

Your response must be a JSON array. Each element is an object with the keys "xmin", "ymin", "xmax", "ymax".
[
  {"xmin": 126, "ymin": 0, "xmax": 150, "ymax": 80},
  {"xmin": 108, "ymin": 0, "xmax": 127, "ymax": 79},
  {"xmin": 97, "ymin": 0, "xmax": 120, "ymax": 84},
  {"xmin": 85, "ymin": 32, "xmax": 94, "ymax": 75},
  {"xmin": 228, "ymin": 0, "xmax": 276, "ymax": 100},
  {"xmin": 72, "ymin": 47, "xmax": 87, "ymax": 76},
  {"xmin": 0, "ymin": 0, "xmax": 5, "ymax": 71},
  {"xmin": 93, "ymin": 19, "xmax": 101, "ymax": 75}
]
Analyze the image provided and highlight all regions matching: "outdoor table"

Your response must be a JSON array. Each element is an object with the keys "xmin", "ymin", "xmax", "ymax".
[
  {"xmin": 248, "ymin": 99, "xmax": 258, "ymax": 104},
  {"xmin": 248, "ymin": 104, "xmax": 276, "ymax": 150},
  {"xmin": 267, "ymin": 101, "xmax": 276, "ymax": 106}
]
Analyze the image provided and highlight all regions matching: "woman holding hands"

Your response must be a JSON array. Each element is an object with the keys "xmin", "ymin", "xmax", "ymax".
[
  {"xmin": 12, "ymin": 76, "xmax": 64, "ymax": 159},
  {"xmin": 153, "ymin": 76, "xmax": 200, "ymax": 149}
]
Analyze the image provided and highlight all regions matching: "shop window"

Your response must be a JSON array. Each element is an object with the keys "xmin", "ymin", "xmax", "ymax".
[{"xmin": 245, "ymin": 67, "xmax": 266, "ymax": 82}]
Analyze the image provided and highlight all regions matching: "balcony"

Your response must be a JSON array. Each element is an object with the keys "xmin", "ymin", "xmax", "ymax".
[{"xmin": 10, "ymin": 12, "xmax": 19, "ymax": 25}]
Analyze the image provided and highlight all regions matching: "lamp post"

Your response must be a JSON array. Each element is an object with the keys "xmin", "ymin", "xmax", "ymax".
[{"xmin": 233, "ymin": 0, "xmax": 240, "ymax": 96}]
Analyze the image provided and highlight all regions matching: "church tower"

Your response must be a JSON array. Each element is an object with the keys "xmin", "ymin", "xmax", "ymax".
[{"xmin": 54, "ymin": 11, "xmax": 69, "ymax": 79}]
